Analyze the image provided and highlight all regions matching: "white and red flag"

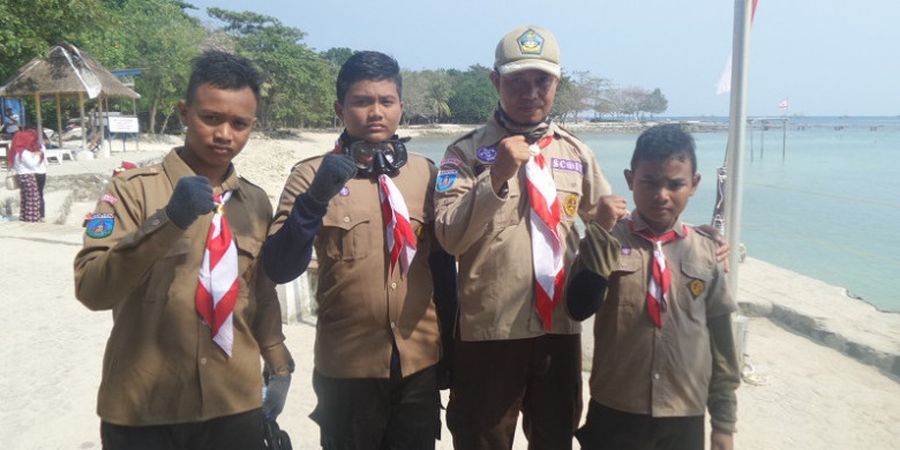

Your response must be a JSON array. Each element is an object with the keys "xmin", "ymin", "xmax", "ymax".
[{"xmin": 717, "ymin": 0, "xmax": 761, "ymax": 95}]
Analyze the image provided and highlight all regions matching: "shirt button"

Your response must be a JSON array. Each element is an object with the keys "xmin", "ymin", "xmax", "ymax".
[
  {"xmin": 200, "ymin": 357, "xmax": 207, "ymax": 365},
  {"xmin": 151, "ymin": 219, "xmax": 160, "ymax": 226},
  {"xmin": 343, "ymin": 216, "xmax": 350, "ymax": 223},
  {"xmin": 653, "ymin": 373, "xmax": 660, "ymax": 380},
  {"xmin": 390, "ymin": 322, "xmax": 396, "ymax": 329},
  {"xmin": 390, "ymin": 282, "xmax": 397, "ymax": 289}
]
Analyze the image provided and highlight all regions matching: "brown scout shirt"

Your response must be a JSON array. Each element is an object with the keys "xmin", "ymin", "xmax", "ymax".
[
  {"xmin": 269, "ymin": 152, "xmax": 440, "ymax": 379},
  {"xmin": 582, "ymin": 213, "xmax": 739, "ymax": 429},
  {"xmin": 433, "ymin": 118, "xmax": 612, "ymax": 341},
  {"xmin": 74, "ymin": 148, "xmax": 293, "ymax": 426}
]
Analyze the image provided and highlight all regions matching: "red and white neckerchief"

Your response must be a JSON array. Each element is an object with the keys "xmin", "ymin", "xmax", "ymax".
[
  {"xmin": 378, "ymin": 174, "xmax": 417, "ymax": 275},
  {"xmin": 196, "ymin": 191, "xmax": 239, "ymax": 357},
  {"xmin": 524, "ymin": 134, "xmax": 564, "ymax": 331},
  {"xmin": 629, "ymin": 221, "xmax": 688, "ymax": 328}
]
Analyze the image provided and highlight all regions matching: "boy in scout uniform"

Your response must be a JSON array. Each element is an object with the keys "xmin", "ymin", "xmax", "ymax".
[
  {"xmin": 433, "ymin": 25, "xmax": 619, "ymax": 449},
  {"xmin": 73, "ymin": 51, "xmax": 293, "ymax": 450},
  {"xmin": 264, "ymin": 51, "xmax": 454, "ymax": 449},
  {"xmin": 567, "ymin": 124, "xmax": 740, "ymax": 450}
]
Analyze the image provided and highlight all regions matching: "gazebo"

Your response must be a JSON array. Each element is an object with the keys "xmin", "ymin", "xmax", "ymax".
[{"xmin": 0, "ymin": 43, "xmax": 140, "ymax": 156}]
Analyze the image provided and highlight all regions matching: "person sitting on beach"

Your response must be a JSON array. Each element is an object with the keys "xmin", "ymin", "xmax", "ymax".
[
  {"xmin": 263, "ymin": 50, "xmax": 456, "ymax": 449},
  {"xmin": 73, "ymin": 50, "xmax": 294, "ymax": 450},
  {"xmin": 567, "ymin": 124, "xmax": 740, "ymax": 450},
  {"xmin": 3, "ymin": 107, "xmax": 19, "ymax": 138}
]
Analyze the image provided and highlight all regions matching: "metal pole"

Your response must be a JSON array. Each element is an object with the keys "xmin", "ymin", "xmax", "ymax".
[
  {"xmin": 782, "ymin": 118, "xmax": 787, "ymax": 160},
  {"xmin": 724, "ymin": 0, "xmax": 754, "ymax": 289},
  {"xmin": 34, "ymin": 93, "xmax": 44, "ymax": 149},
  {"xmin": 79, "ymin": 91, "xmax": 87, "ymax": 151},
  {"xmin": 55, "ymin": 94, "xmax": 63, "ymax": 148}
]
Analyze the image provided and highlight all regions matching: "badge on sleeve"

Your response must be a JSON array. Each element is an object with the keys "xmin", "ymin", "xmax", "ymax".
[
  {"xmin": 85, "ymin": 213, "xmax": 115, "ymax": 239},
  {"xmin": 476, "ymin": 146, "xmax": 497, "ymax": 163},
  {"xmin": 689, "ymin": 279, "xmax": 706, "ymax": 299},
  {"xmin": 435, "ymin": 169, "xmax": 458, "ymax": 192}
]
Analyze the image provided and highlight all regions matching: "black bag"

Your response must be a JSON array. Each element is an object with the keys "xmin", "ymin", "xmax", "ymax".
[{"xmin": 263, "ymin": 419, "xmax": 292, "ymax": 450}]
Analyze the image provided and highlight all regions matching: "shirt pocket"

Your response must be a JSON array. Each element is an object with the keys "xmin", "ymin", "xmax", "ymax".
[
  {"xmin": 678, "ymin": 261, "xmax": 715, "ymax": 322},
  {"xmin": 234, "ymin": 235, "xmax": 262, "ymax": 278},
  {"xmin": 145, "ymin": 238, "xmax": 193, "ymax": 303},
  {"xmin": 320, "ymin": 213, "xmax": 373, "ymax": 261},
  {"xmin": 609, "ymin": 253, "xmax": 645, "ymax": 318}
]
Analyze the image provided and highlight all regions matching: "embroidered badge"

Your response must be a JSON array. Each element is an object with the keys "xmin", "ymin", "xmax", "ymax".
[
  {"xmin": 99, "ymin": 193, "xmax": 119, "ymax": 206},
  {"xmin": 475, "ymin": 146, "xmax": 497, "ymax": 163},
  {"xmin": 551, "ymin": 158, "xmax": 584, "ymax": 174},
  {"xmin": 435, "ymin": 170, "xmax": 458, "ymax": 192},
  {"xmin": 563, "ymin": 193, "xmax": 579, "ymax": 217},
  {"xmin": 517, "ymin": 29, "xmax": 545, "ymax": 55},
  {"xmin": 85, "ymin": 213, "xmax": 115, "ymax": 239},
  {"xmin": 339, "ymin": 186, "xmax": 350, "ymax": 197},
  {"xmin": 621, "ymin": 247, "xmax": 632, "ymax": 256},
  {"xmin": 689, "ymin": 279, "xmax": 706, "ymax": 299},
  {"xmin": 440, "ymin": 156, "xmax": 465, "ymax": 169}
]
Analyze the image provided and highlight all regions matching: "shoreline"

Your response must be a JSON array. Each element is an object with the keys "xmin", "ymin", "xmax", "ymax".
[{"xmin": 0, "ymin": 130, "xmax": 898, "ymax": 448}]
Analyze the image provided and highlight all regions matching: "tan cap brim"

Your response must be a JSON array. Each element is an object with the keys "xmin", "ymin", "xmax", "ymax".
[{"xmin": 497, "ymin": 59, "xmax": 561, "ymax": 78}]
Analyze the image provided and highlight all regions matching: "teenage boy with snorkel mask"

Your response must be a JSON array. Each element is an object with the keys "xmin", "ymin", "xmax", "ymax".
[{"xmin": 263, "ymin": 51, "xmax": 456, "ymax": 450}]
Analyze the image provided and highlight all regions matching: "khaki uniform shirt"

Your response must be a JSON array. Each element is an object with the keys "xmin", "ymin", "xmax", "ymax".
[
  {"xmin": 74, "ymin": 149, "xmax": 292, "ymax": 426},
  {"xmin": 270, "ymin": 153, "xmax": 440, "ymax": 379},
  {"xmin": 586, "ymin": 213, "xmax": 737, "ymax": 420},
  {"xmin": 433, "ymin": 118, "xmax": 612, "ymax": 341}
]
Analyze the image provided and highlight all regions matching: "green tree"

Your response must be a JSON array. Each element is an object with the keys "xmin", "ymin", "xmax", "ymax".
[
  {"xmin": 207, "ymin": 7, "xmax": 334, "ymax": 128},
  {"xmin": 320, "ymin": 47, "xmax": 354, "ymax": 70},
  {"xmin": 640, "ymin": 88, "xmax": 669, "ymax": 118},
  {"xmin": 0, "ymin": 0, "xmax": 110, "ymax": 82},
  {"xmin": 447, "ymin": 65, "xmax": 497, "ymax": 124}
]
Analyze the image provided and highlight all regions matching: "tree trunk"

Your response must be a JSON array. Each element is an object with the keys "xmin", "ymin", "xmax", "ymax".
[
  {"xmin": 159, "ymin": 109, "xmax": 173, "ymax": 135},
  {"xmin": 149, "ymin": 97, "xmax": 159, "ymax": 135}
]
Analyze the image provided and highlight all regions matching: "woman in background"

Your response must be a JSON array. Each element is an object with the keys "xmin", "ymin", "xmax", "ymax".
[{"xmin": 7, "ymin": 128, "xmax": 47, "ymax": 222}]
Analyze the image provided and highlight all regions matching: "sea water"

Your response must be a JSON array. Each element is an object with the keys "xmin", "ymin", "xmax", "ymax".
[{"xmin": 411, "ymin": 116, "xmax": 900, "ymax": 312}]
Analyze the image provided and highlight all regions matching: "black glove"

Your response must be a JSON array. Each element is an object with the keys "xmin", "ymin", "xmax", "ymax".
[
  {"xmin": 165, "ymin": 176, "xmax": 215, "ymax": 229},
  {"xmin": 307, "ymin": 153, "xmax": 357, "ymax": 206}
]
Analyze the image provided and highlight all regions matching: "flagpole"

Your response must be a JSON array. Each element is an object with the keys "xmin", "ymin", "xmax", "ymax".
[{"xmin": 724, "ymin": 0, "xmax": 754, "ymax": 289}]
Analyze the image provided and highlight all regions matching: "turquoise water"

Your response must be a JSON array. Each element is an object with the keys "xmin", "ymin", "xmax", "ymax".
[{"xmin": 410, "ymin": 117, "xmax": 900, "ymax": 312}]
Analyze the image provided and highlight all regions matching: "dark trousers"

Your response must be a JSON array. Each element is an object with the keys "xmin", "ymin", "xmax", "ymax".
[
  {"xmin": 447, "ymin": 334, "xmax": 583, "ymax": 450},
  {"xmin": 35, "ymin": 172, "xmax": 45, "ymax": 219},
  {"xmin": 574, "ymin": 401, "xmax": 704, "ymax": 450},
  {"xmin": 100, "ymin": 408, "xmax": 265, "ymax": 450},
  {"xmin": 311, "ymin": 365, "xmax": 440, "ymax": 450}
]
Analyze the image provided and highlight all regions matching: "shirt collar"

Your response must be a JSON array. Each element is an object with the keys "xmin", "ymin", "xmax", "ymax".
[
  {"xmin": 628, "ymin": 209, "xmax": 688, "ymax": 238},
  {"xmin": 163, "ymin": 147, "xmax": 242, "ymax": 197}
]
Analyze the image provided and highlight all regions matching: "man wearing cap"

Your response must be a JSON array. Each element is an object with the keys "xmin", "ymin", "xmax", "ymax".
[{"xmin": 433, "ymin": 25, "xmax": 622, "ymax": 449}]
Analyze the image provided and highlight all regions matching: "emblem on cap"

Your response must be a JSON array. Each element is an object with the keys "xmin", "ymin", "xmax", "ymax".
[{"xmin": 518, "ymin": 29, "xmax": 545, "ymax": 55}]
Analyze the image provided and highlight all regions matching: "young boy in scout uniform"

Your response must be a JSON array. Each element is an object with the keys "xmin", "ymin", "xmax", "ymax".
[
  {"xmin": 433, "ymin": 25, "xmax": 620, "ymax": 449},
  {"xmin": 264, "ymin": 51, "xmax": 454, "ymax": 449},
  {"xmin": 73, "ymin": 51, "xmax": 293, "ymax": 450},
  {"xmin": 567, "ymin": 124, "xmax": 740, "ymax": 450}
]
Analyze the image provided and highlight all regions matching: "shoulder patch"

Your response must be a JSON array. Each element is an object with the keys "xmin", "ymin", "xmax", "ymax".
[
  {"xmin": 85, "ymin": 213, "xmax": 115, "ymax": 239},
  {"xmin": 435, "ymin": 169, "xmax": 458, "ymax": 192}
]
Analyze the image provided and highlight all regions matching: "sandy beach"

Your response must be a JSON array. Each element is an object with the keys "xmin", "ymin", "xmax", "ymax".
[{"xmin": 1, "ymin": 128, "xmax": 898, "ymax": 449}]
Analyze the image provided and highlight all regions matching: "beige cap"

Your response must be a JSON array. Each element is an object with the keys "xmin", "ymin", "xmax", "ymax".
[{"xmin": 494, "ymin": 25, "xmax": 561, "ymax": 78}]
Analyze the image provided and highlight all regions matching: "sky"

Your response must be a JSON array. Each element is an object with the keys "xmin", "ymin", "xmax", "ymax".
[{"xmin": 186, "ymin": 0, "xmax": 900, "ymax": 117}]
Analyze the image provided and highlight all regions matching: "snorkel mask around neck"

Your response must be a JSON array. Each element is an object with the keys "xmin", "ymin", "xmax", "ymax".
[{"xmin": 338, "ymin": 131, "xmax": 409, "ymax": 179}]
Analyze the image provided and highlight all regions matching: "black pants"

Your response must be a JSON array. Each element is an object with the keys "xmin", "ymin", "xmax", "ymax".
[
  {"xmin": 35, "ymin": 173, "xmax": 45, "ymax": 219},
  {"xmin": 311, "ymin": 365, "xmax": 440, "ymax": 450},
  {"xmin": 447, "ymin": 334, "xmax": 583, "ymax": 450},
  {"xmin": 574, "ymin": 401, "xmax": 704, "ymax": 450},
  {"xmin": 101, "ymin": 408, "xmax": 265, "ymax": 450}
]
